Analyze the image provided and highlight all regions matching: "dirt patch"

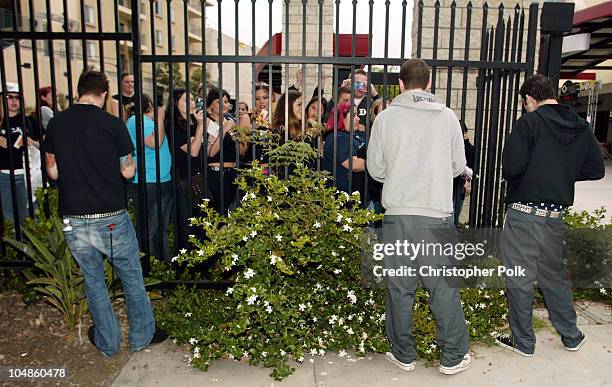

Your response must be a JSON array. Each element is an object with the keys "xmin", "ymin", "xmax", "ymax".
[{"xmin": 0, "ymin": 291, "xmax": 132, "ymax": 386}]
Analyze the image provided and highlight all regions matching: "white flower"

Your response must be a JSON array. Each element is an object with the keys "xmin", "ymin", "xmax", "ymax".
[
  {"xmin": 313, "ymin": 317, "xmax": 318, "ymax": 322},
  {"xmin": 315, "ymin": 283, "xmax": 322, "ymax": 290},
  {"xmin": 179, "ymin": 248, "xmax": 187, "ymax": 254},
  {"xmin": 184, "ymin": 312, "xmax": 192, "ymax": 318},
  {"xmin": 309, "ymin": 349, "xmax": 317, "ymax": 356},
  {"xmin": 250, "ymin": 230, "xmax": 257, "ymax": 238},
  {"xmin": 319, "ymin": 349, "xmax": 326, "ymax": 356},
  {"xmin": 261, "ymin": 351, "xmax": 267, "ymax": 358},
  {"xmin": 338, "ymin": 350, "xmax": 347, "ymax": 358},
  {"xmin": 243, "ymin": 351, "xmax": 249, "ymax": 358},
  {"xmin": 244, "ymin": 268, "xmax": 256, "ymax": 279},
  {"xmin": 280, "ymin": 349, "xmax": 286, "ymax": 356},
  {"xmin": 600, "ymin": 288, "xmax": 608, "ymax": 295},
  {"xmin": 226, "ymin": 287, "xmax": 234, "ymax": 295},
  {"xmin": 249, "ymin": 192, "xmax": 256, "ymax": 200},
  {"xmin": 275, "ymin": 234, "xmax": 283, "ymax": 241},
  {"xmin": 193, "ymin": 352, "xmax": 201, "ymax": 359},
  {"xmin": 297, "ymin": 356, "xmax": 304, "ymax": 362},
  {"xmin": 242, "ymin": 236, "xmax": 249, "ymax": 242},
  {"xmin": 270, "ymin": 253, "xmax": 281, "ymax": 265},
  {"xmin": 336, "ymin": 214, "xmax": 343, "ymax": 222},
  {"xmin": 246, "ymin": 295, "xmax": 258, "ymax": 305},
  {"xmin": 171, "ymin": 256, "xmax": 178, "ymax": 262},
  {"xmin": 479, "ymin": 303, "xmax": 486, "ymax": 309},
  {"xmin": 197, "ymin": 250, "xmax": 204, "ymax": 256},
  {"xmin": 346, "ymin": 217, "xmax": 352, "ymax": 224},
  {"xmin": 299, "ymin": 303, "xmax": 306, "ymax": 312},
  {"xmin": 379, "ymin": 313, "xmax": 385, "ymax": 322},
  {"xmin": 189, "ymin": 338, "xmax": 198, "ymax": 345},
  {"xmin": 339, "ymin": 245, "xmax": 345, "ymax": 249},
  {"xmin": 429, "ymin": 343, "xmax": 437, "ymax": 349},
  {"xmin": 267, "ymin": 196, "xmax": 272, "ymax": 202},
  {"xmin": 347, "ymin": 290, "xmax": 357, "ymax": 304},
  {"xmin": 333, "ymin": 269, "xmax": 342, "ymax": 275},
  {"xmin": 313, "ymin": 221, "xmax": 321, "ymax": 228},
  {"xmin": 499, "ymin": 290, "xmax": 505, "ymax": 296},
  {"xmin": 343, "ymin": 224, "xmax": 353, "ymax": 232},
  {"xmin": 346, "ymin": 328, "xmax": 354, "ymax": 335},
  {"xmin": 331, "ymin": 251, "xmax": 338, "ymax": 257}
]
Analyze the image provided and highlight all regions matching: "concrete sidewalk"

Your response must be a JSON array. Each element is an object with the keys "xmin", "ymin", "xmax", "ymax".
[
  {"xmin": 113, "ymin": 304, "xmax": 612, "ymax": 387},
  {"xmin": 571, "ymin": 162, "xmax": 612, "ymax": 217}
]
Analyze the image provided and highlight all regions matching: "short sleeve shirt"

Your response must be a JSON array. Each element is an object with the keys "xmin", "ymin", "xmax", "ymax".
[{"xmin": 45, "ymin": 104, "xmax": 134, "ymax": 215}]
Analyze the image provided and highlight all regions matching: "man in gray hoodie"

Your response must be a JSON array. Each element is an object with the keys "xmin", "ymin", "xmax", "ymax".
[{"xmin": 367, "ymin": 58, "xmax": 471, "ymax": 375}]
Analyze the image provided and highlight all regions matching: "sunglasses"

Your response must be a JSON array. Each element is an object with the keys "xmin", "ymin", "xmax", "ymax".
[{"xmin": 353, "ymin": 81, "xmax": 366, "ymax": 91}]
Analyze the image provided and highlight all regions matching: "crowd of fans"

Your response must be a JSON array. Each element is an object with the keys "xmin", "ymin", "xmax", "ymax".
[{"xmin": 0, "ymin": 67, "xmax": 474, "ymax": 261}]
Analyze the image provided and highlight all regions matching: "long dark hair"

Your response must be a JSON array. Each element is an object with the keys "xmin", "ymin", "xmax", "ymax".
[
  {"xmin": 164, "ymin": 88, "xmax": 193, "ymax": 131},
  {"xmin": 272, "ymin": 90, "xmax": 302, "ymax": 140}
]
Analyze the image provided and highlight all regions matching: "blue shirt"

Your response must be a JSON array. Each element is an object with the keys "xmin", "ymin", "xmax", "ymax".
[
  {"xmin": 322, "ymin": 131, "xmax": 366, "ymax": 194},
  {"xmin": 126, "ymin": 115, "xmax": 171, "ymax": 183}
]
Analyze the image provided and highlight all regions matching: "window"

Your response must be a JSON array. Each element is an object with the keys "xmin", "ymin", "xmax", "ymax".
[
  {"xmin": 141, "ymin": 33, "xmax": 146, "ymax": 46},
  {"xmin": 155, "ymin": 29, "xmax": 163, "ymax": 46},
  {"xmin": 171, "ymin": 35, "xmax": 176, "ymax": 51},
  {"xmin": 154, "ymin": 1, "xmax": 163, "ymax": 16},
  {"xmin": 86, "ymin": 41, "xmax": 98, "ymax": 60},
  {"xmin": 170, "ymin": 6, "xmax": 175, "ymax": 23},
  {"xmin": 84, "ymin": 5, "xmax": 95, "ymax": 26}
]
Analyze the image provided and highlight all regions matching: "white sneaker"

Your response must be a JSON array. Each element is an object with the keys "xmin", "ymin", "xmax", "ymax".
[
  {"xmin": 438, "ymin": 354, "xmax": 472, "ymax": 375},
  {"xmin": 384, "ymin": 352, "xmax": 416, "ymax": 371}
]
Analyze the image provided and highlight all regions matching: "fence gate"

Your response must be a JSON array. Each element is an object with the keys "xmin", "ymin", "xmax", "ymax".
[{"xmin": 0, "ymin": 0, "xmax": 549, "ymax": 278}]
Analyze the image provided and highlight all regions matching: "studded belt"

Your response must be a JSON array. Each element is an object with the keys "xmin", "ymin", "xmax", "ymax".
[
  {"xmin": 509, "ymin": 203, "xmax": 562, "ymax": 219},
  {"xmin": 65, "ymin": 209, "xmax": 126, "ymax": 219}
]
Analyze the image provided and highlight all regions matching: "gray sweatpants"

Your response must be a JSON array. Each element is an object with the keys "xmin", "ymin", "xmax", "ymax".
[
  {"xmin": 500, "ymin": 208, "xmax": 582, "ymax": 353},
  {"xmin": 382, "ymin": 215, "xmax": 470, "ymax": 367}
]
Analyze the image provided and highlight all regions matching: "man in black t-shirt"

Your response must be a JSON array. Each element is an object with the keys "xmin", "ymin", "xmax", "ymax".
[
  {"xmin": 0, "ymin": 82, "xmax": 39, "ymax": 226},
  {"xmin": 45, "ymin": 69, "xmax": 166, "ymax": 357}
]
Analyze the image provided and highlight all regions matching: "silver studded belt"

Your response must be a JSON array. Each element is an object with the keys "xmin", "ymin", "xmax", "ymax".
[
  {"xmin": 509, "ymin": 203, "xmax": 562, "ymax": 219},
  {"xmin": 65, "ymin": 209, "xmax": 126, "ymax": 219}
]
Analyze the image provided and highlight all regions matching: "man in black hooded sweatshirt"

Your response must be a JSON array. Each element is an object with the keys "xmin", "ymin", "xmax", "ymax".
[{"xmin": 495, "ymin": 74, "xmax": 605, "ymax": 357}]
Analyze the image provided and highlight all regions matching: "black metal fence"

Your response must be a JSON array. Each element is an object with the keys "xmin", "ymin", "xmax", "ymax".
[{"xmin": 0, "ymin": 0, "xmax": 555, "ymax": 276}]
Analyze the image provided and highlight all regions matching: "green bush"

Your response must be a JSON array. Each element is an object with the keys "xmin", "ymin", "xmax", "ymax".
[{"xmin": 155, "ymin": 145, "xmax": 511, "ymax": 380}]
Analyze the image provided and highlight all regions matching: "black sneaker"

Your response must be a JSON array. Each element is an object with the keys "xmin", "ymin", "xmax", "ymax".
[
  {"xmin": 495, "ymin": 334, "xmax": 534, "ymax": 357},
  {"xmin": 564, "ymin": 331, "xmax": 586, "ymax": 352},
  {"xmin": 151, "ymin": 327, "xmax": 169, "ymax": 344}
]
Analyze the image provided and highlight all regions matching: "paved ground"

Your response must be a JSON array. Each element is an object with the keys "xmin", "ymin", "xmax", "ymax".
[
  {"xmin": 113, "ymin": 302, "xmax": 612, "ymax": 387},
  {"xmin": 571, "ymin": 162, "xmax": 612, "ymax": 218}
]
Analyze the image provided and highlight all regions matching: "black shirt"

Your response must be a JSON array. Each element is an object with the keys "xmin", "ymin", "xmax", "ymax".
[
  {"xmin": 45, "ymin": 104, "xmax": 134, "ymax": 215},
  {"xmin": 0, "ymin": 115, "xmax": 39, "ymax": 170},
  {"xmin": 113, "ymin": 93, "xmax": 135, "ymax": 114},
  {"xmin": 170, "ymin": 120, "xmax": 202, "ymax": 180},
  {"xmin": 502, "ymin": 104, "xmax": 605, "ymax": 206}
]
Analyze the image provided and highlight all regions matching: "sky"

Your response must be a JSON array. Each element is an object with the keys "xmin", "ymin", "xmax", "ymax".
[{"xmin": 204, "ymin": 0, "xmax": 413, "ymax": 61}]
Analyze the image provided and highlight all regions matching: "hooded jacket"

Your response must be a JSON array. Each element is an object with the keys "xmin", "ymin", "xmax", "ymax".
[
  {"xmin": 502, "ymin": 103, "xmax": 605, "ymax": 206},
  {"xmin": 367, "ymin": 90, "xmax": 466, "ymax": 218}
]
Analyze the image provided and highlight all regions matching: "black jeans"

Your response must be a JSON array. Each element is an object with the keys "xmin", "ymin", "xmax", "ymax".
[
  {"xmin": 128, "ymin": 182, "xmax": 173, "ymax": 262},
  {"xmin": 207, "ymin": 168, "xmax": 237, "ymax": 216}
]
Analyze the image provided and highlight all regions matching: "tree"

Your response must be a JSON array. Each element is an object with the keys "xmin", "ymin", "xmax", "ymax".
[{"xmin": 155, "ymin": 63, "xmax": 185, "ymax": 100}]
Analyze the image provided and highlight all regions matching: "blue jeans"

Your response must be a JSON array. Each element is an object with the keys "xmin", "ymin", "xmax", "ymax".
[
  {"xmin": 0, "ymin": 172, "xmax": 28, "ymax": 226},
  {"xmin": 63, "ymin": 211, "xmax": 155, "ymax": 356}
]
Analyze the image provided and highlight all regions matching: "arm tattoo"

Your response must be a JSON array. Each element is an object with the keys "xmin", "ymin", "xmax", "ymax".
[{"xmin": 120, "ymin": 154, "xmax": 134, "ymax": 168}]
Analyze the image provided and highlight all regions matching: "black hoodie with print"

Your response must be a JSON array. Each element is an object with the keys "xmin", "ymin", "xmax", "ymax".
[{"xmin": 502, "ymin": 104, "xmax": 605, "ymax": 206}]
